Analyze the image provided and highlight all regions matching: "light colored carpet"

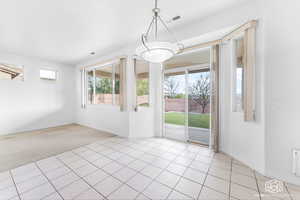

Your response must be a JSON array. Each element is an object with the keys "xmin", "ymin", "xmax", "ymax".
[{"xmin": 0, "ymin": 124, "xmax": 114, "ymax": 172}]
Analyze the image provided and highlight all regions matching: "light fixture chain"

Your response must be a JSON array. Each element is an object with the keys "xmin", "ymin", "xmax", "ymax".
[
  {"xmin": 145, "ymin": 16, "xmax": 156, "ymax": 39},
  {"xmin": 154, "ymin": 0, "xmax": 159, "ymax": 40},
  {"xmin": 155, "ymin": 15, "xmax": 158, "ymax": 40},
  {"xmin": 158, "ymin": 15, "xmax": 180, "ymax": 45}
]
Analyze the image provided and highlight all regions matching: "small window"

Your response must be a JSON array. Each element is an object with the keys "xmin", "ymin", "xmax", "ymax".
[
  {"xmin": 0, "ymin": 63, "xmax": 23, "ymax": 81},
  {"xmin": 40, "ymin": 69, "xmax": 57, "ymax": 80},
  {"xmin": 135, "ymin": 60, "xmax": 150, "ymax": 107},
  {"xmin": 232, "ymin": 37, "xmax": 244, "ymax": 112}
]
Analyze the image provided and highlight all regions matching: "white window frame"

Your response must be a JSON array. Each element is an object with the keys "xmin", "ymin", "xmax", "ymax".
[{"xmin": 231, "ymin": 34, "xmax": 244, "ymax": 112}]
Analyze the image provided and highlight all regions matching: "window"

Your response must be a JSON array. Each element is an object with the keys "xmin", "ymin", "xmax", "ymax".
[
  {"xmin": 86, "ymin": 63, "xmax": 120, "ymax": 105},
  {"xmin": 232, "ymin": 37, "xmax": 244, "ymax": 112},
  {"xmin": 0, "ymin": 63, "xmax": 23, "ymax": 81},
  {"xmin": 135, "ymin": 60, "xmax": 150, "ymax": 107},
  {"xmin": 95, "ymin": 65, "xmax": 113, "ymax": 104},
  {"xmin": 40, "ymin": 69, "xmax": 57, "ymax": 80}
]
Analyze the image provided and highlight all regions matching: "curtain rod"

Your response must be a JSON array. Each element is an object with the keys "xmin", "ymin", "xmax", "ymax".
[
  {"xmin": 80, "ymin": 55, "xmax": 127, "ymax": 70},
  {"xmin": 80, "ymin": 20, "xmax": 257, "ymax": 67},
  {"xmin": 221, "ymin": 20, "xmax": 257, "ymax": 42},
  {"xmin": 180, "ymin": 40, "xmax": 221, "ymax": 54},
  {"xmin": 180, "ymin": 20, "xmax": 258, "ymax": 54}
]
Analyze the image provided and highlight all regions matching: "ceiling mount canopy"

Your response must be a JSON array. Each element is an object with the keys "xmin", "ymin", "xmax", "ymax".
[{"xmin": 136, "ymin": 0, "xmax": 184, "ymax": 63}]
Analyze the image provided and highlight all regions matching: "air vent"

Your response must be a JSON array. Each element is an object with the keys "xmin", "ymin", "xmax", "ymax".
[
  {"xmin": 166, "ymin": 15, "xmax": 181, "ymax": 24},
  {"xmin": 172, "ymin": 15, "xmax": 181, "ymax": 21}
]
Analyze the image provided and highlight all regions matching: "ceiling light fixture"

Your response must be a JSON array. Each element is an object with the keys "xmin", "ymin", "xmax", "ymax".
[{"xmin": 136, "ymin": 0, "xmax": 183, "ymax": 63}]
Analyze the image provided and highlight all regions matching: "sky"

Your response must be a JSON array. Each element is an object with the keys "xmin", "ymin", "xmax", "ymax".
[{"xmin": 165, "ymin": 71, "xmax": 210, "ymax": 94}]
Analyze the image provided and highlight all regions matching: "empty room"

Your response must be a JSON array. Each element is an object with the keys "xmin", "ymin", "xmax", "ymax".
[{"xmin": 0, "ymin": 0, "xmax": 300, "ymax": 199}]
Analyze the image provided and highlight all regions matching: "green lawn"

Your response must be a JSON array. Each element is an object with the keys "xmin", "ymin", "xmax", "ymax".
[{"xmin": 165, "ymin": 112, "xmax": 210, "ymax": 129}]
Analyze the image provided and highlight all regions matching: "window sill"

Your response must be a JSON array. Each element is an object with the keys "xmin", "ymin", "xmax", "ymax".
[
  {"xmin": 86, "ymin": 104, "xmax": 121, "ymax": 109},
  {"xmin": 135, "ymin": 106, "xmax": 152, "ymax": 112}
]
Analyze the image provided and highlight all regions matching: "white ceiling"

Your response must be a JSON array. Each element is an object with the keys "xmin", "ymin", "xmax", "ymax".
[{"xmin": 0, "ymin": 0, "xmax": 247, "ymax": 65}]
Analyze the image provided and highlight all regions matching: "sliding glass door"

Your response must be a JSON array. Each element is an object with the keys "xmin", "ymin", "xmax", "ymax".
[
  {"xmin": 164, "ymin": 71, "xmax": 186, "ymax": 141},
  {"xmin": 163, "ymin": 67, "xmax": 211, "ymax": 145},
  {"xmin": 187, "ymin": 69, "xmax": 210, "ymax": 145}
]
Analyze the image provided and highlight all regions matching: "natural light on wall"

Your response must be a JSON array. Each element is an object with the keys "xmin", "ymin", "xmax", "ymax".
[{"xmin": 40, "ymin": 69, "xmax": 57, "ymax": 80}]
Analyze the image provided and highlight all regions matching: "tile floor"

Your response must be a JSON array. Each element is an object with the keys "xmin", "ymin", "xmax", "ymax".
[
  {"xmin": 0, "ymin": 124, "xmax": 113, "ymax": 172},
  {"xmin": 0, "ymin": 137, "xmax": 299, "ymax": 200}
]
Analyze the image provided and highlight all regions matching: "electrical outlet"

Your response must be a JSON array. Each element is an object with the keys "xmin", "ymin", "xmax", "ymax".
[{"xmin": 292, "ymin": 148, "xmax": 300, "ymax": 176}]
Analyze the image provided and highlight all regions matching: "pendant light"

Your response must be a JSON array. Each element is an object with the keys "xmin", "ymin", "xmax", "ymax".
[{"xmin": 136, "ymin": 0, "xmax": 183, "ymax": 63}]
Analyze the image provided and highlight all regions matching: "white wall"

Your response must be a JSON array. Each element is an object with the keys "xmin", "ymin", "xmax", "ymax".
[
  {"xmin": 75, "ymin": 50, "xmax": 131, "ymax": 137},
  {"xmin": 263, "ymin": 0, "xmax": 300, "ymax": 185},
  {"xmin": 219, "ymin": 37, "xmax": 266, "ymax": 173},
  {"xmin": 213, "ymin": 0, "xmax": 266, "ymax": 174},
  {"xmin": 0, "ymin": 53, "xmax": 76, "ymax": 135},
  {"xmin": 183, "ymin": 0, "xmax": 300, "ymax": 185},
  {"xmin": 129, "ymin": 63, "xmax": 161, "ymax": 138},
  {"xmin": 73, "ymin": 0, "xmax": 300, "ymax": 185},
  {"xmin": 153, "ymin": 64, "xmax": 164, "ymax": 137},
  {"xmin": 74, "ymin": 0, "xmax": 267, "ymax": 173},
  {"xmin": 75, "ymin": 49, "xmax": 158, "ymax": 138}
]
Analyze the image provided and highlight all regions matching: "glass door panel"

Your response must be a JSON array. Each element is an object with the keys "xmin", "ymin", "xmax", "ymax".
[
  {"xmin": 187, "ymin": 68, "xmax": 211, "ymax": 145},
  {"xmin": 164, "ymin": 71, "xmax": 186, "ymax": 141}
]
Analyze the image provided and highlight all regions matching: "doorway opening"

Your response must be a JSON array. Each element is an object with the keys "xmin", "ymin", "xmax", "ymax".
[{"xmin": 163, "ymin": 48, "xmax": 211, "ymax": 145}]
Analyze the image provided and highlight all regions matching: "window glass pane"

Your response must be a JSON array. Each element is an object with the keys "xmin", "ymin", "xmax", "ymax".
[
  {"xmin": 114, "ymin": 63, "xmax": 120, "ymax": 105},
  {"xmin": 136, "ymin": 60, "xmax": 149, "ymax": 107},
  {"xmin": 164, "ymin": 71, "xmax": 185, "ymax": 127},
  {"xmin": 95, "ymin": 65, "xmax": 113, "ymax": 104},
  {"xmin": 0, "ymin": 63, "xmax": 23, "ymax": 81},
  {"xmin": 188, "ymin": 69, "xmax": 210, "ymax": 130},
  {"xmin": 234, "ymin": 37, "xmax": 244, "ymax": 112},
  {"xmin": 87, "ymin": 70, "xmax": 94, "ymax": 104}
]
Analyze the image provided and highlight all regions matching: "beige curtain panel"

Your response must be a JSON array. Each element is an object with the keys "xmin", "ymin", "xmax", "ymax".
[
  {"xmin": 243, "ymin": 26, "xmax": 256, "ymax": 121},
  {"xmin": 210, "ymin": 45, "xmax": 220, "ymax": 153},
  {"xmin": 119, "ymin": 57, "xmax": 127, "ymax": 111},
  {"xmin": 133, "ymin": 58, "xmax": 138, "ymax": 112}
]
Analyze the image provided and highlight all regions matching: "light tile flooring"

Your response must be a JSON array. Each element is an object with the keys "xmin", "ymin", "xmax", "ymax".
[
  {"xmin": 0, "ymin": 124, "xmax": 113, "ymax": 172},
  {"xmin": 0, "ymin": 137, "xmax": 299, "ymax": 200}
]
